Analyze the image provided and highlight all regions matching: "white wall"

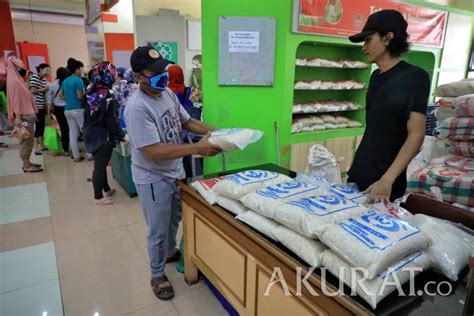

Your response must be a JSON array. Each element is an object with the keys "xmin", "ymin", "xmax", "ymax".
[
  {"xmin": 134, "ymin": 0, "xmax": 201, "ymax": 18},
  {"xmin": 135, "ymin": 15, "xmax": 201, "ymax": 85},
  {"xmin": 103, "ymin": 0, "xmax": 134, "ymax": 34}
]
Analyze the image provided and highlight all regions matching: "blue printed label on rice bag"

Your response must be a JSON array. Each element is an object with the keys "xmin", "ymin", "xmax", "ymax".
[
  {"xmin": 287, "ymin": 195, "xmax": 359, "ymax": 217},
  {"xmin": 338, "ymin": 212, "xmax": 420, "ymax": 251},
  {"xmin": 256, "ymin": 181, "xmax": 318, "ymax": 200},
  {"xmin": 226, "ymin": 170, "xmax": 279, "ymax": 186},
  {"xmin": 377, "ymin": 251, "xmax": 423, "ymax": 280},
  {"xmin": 211, "ymin": 128, "xmax": 242, "ymax": 137},
  {"xmin": 331, "ymin": 184, "xmax": 366, "ymax": 201}
]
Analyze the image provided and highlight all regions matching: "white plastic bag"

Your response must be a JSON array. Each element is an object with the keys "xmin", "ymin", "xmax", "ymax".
[
  {"xmin": 319, "ymin": 211, "xmax": 431, "ymax": 279},
  {"xmin": 273, "ymin": 194, "xmax": 369, "ymax": 238},
  {"xmin": 305, "ymin": 145, "xmax": 342, "ymax": 184},
  {"xmin": 330, "ymin": 183, "xmax": 368, "ymax": 204},
  {"xmin": 213, "ymin": 170, "xmax": 292, "ymax": 200},
  {"xmin": 273, "ymin": 226, "xmax": 327, "ymax": 267},
  {"xmin": 240, "ymin": 181, "xmax": 325, "ymax": 218},
  {"xmin": 217, "ymin": 196, "xmax": 248, "ymax": 215},
  {"xmin": 236, "ymin": 210, "xmax": 279, "ymax": 240},
  {"xmin": 190, "ymin": 177, "xmax": 223, "ymax": 205},
  {"xmin": 410, "ymin": 214, "xmax": 474, "ymax": 281},
  {"xmin": 321, "ymin": 250, "xmax": 431, "ymax": 310},
  {"xmin": 209, "ymin": 128, "xmax": 263, "ymax": 151}
]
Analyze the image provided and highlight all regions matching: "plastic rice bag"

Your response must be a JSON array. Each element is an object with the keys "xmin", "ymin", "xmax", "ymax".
[
  {"xmin": 209, "ymin": 128, "xmax": 263, "ymax": 151},
  {"xmin": 190, "ymin": 177, "xmax": 223, "ymax": 205},
  {"xmin": 448, "ymin": 140, "xmax": 474, "ymax": 158},
  {"xmin": 213, "ymin": 170, "xmax": 292, "ymax": 200},
  {"xmin": 437, "ymin": 117, "xmax": 474, "ymax": 141},
  {"xmin": 321, "ymin": 114, "xmax": 337, "ymax": 124},
  {"xmin": 335, "ymin": 116, "xmax": 349, "ymax": 123},
  {"xmin": 240, "ymin": 181, "xmax": 325, "ymax": 218},
  {"xmin": 295, "ymin": 81, "xmax": 311, "ymax": 89},
  {"xmin": 305, "ymin": 144, "xmax": 342, "ymax": 184},
  {"xmin": 236, "ymin": 210, "xmax": 279, "ymax": 240},
  {"xmin": 321, "ymin": 250, "xmax": 431, "ymax": 310},
  {"xmin": 217, "ymin": 196, "xmax": 248, "ymax": 215},
  {"xmin": 310, "ymin": 80, "xmax": 322, "ymax": 89},
  {"xmin": 444, "ymin": 155, "xmax": 474, "ymax": 172},
  {"xmin": 273, "ymin": 194, "xmax": 369, "ymax": 238},
  {"xmin": 409, "ymin": 214, "xmax": 474, "ymax": 281},
  {"xmin": 347, "ymin": 120, "xmax": 363, "ymax": 128},
  {"xmin": 434, "ymin": 79, "xmax": 474, "ymax": 97},
  {"xmin": 330, "ymin": 183, "xmax": 368, "ymax": 204},
  {"xmin": 454, "ymin": 94, "xmax": 474, "ymax": 117},
  {"xmin": 295, "ymin": 58, "xmax": 307, "ymax": 66},
  {"xmin": 319, "ymin": 211, "xmax": 431, "ymax": 279},
  {"xmin": 337, "ymin": 123, "xmax": 348, "ymax": 129},
  {"xmin": 273, "ymin": 225, "xmax": 327, "ymax": 267}
]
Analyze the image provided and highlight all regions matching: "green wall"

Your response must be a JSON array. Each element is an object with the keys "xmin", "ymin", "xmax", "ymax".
[{"xmin": 202, "ymin": 0, "xmax": 441, "ymax": 174}]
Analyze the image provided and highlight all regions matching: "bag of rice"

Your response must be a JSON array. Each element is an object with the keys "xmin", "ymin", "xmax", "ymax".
[
  {"xmin": 434, "ymin": 79, "xmax": 474, "ymax": 97},
  {"xmin": 273, "ymin": 194, "xmax": 369, "ymax": 238},
  {"xmin": 209, "ymin": 128, "xmax": 263, "ymax": 151},
  {"xmin": 273, "ymin": 225, "xmax": 327, "ymax": 267},
  {"xmin": 410, "ymin": 214, "xmax": 474, "ymax": 281},
  {"xmin": 448, "ymin": 140, "xmax": 474, "ymax": 158},
  {"xmin": 454, "ymin": 94, "xmax": 474, "ymax": 117},
  {"xmin": 321, "ymin": 114, "xmax": 337, "ymax": 124},
  {"xmin": 190, "ymin": 177, "xmax": 223, "ymax": 205},
  {"xmin": 213, "ymin": 170, "xmax": 292, "ymax": 200},
  {"xmin": 330, "ymin": 183, "xmax": 368, "ymax": 204},
  {"xmin": 437, "ymin": 117, "xmax": 474, "ymax": 141},
  {"xmin": 444, "ymin": 155, "xmax": 474, "ymax": 172},
  {"xmin": 217, "ymin": 196, "xmax": 248, "ymax": 215},
  {"xmin": 319, "ymin": 211, "xmax": 431, "ymax": 279},
  {"xmin": 347, "ymin": 120, "xmax": 363, "ymax": 128},
  {"xmin": 321, "ymin": 250, "xmax": 431, "ymax": 310},
  {"xmin": 236, "ymin": 210, "xmax": 279, "ymax": 240},
  {"xmin": 240, "ymin": 181, "xmax": 325, "ymax": 218}
]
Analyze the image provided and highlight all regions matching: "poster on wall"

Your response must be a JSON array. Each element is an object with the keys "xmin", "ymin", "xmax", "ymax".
[
  {"xmin": 147, "ymin": 41, "xmax": 179, "ymax": 64},
  {"xmin": 112, "ymin": 50, "xmax": 132, "ymax": 69},
  {"xmin": 87, "ymin": 41, "xmax": 105, "ymax": 66},
  {"xmin": 292, "ymin": 0, "xmax": 447, "ymax": 47},
  {"xmin": 27, "ymin": 56, "xmax": 46, "ymax": 73}
]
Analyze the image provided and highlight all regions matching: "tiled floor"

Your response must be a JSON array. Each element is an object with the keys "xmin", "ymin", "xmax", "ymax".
[{"xmin": 0, "ymin": 135, "xmax": 226, "ymax": 316}]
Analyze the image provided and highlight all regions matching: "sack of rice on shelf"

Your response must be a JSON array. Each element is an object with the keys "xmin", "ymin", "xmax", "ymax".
[
  {"xmin": 190, "ymin": 177, "xmax": 223, "ymax": 205},
  {"xmin": 410, "ymin": 214, "xmax": 474, "ymax": 281},
  {"xmin": 321, "ymin": 250, "xmax": 431, "ymax": 310},
  {"xmin": 407, "ymin": 165, "xmax": 474, "ymax": 207},
  {"xmin": 236, "ymin": 210, "xmax": 280, "ymax": 240},
  {"xmin": 437, "ymin": 117, "xmax": 474, "ymax": 141},
  {"xmin": 240, "ymin": 180, "xmax": 325, "ymax": 218},
  {"xmin": 273, "ymin": 194, "xmax": 369, "ymax": 238},
  {"xmin": 213, "ymin": 170, "xmax": 292, "ymax": 200},
  {"xmin": 449, "ymin": 140, "xmax": 474, "ymax": 158},
  {"xmin": 454, "ymin": 94, "xmax": 474, "ymax": 117},
  {"xmin": 319, "ymin": 211, "xmax": 431, "ymax": 279},
  {"xmin": 217, "ymin": 196, "xmax": 248, "ymax": 215},
  {"xmin": 209, "ymin": 128, "xmax": 263, "ymax": 151},
  {"xmin": 434, "ymin": 79, "xmax": 474, "ymax": 98},
  {"xmin": 273, "ymin": 225, "xmax": 327, "ymax": 267}
]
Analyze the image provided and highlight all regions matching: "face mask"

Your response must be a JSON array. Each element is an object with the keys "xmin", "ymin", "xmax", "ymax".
[
  {"xmin": 17, "ymin": 67, "xmax": 27, "ymax": 77},
  {"xmin": 142, "ymin": 71, "xmax": 169, "ymax": 92}
]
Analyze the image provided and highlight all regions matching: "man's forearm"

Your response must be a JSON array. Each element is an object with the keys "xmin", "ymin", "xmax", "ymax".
[
  {"xmin": 383, "ymin": 134, "xmax": 424, "ymax": 182},
  {"xmin": 143, "ymin": 143, "xmax": 199, "ymax": 161},
  {"xmin": 183, "ymin": 118, "xmax": 214, "ymax": 135}
]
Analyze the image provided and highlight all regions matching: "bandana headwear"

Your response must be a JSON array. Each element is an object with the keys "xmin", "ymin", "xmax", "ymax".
[{"xmin": 92, "ymin": 61, "xmax": 116, "ymax": 89}]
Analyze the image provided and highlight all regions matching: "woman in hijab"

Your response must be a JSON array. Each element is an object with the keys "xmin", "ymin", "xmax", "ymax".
[
  {"xmin": 167, "ymin": 64, "xmax": 203, "ymax": 177},
  {"xmin": 6, "ymin": 57, "xmax": 43, "ymax": 172},
  {"xmin": 83, "ymin": 61, "xmax": 122, "ymax": 205},
  {"xmin": 113, "ymin": 68, "xmax": 137, "ymax": 128}
]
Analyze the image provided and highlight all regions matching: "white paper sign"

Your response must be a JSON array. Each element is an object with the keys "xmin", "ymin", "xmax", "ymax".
[{"xmin": 228, "ymin": 31, "xmax": 259, "ymax": 53}]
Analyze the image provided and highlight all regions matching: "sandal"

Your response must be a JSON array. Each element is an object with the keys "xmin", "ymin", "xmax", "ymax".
[
  {"xmin": 94, "ymin": 197, "xmax": 113, "ymax": 205},
  {"xmin": 23, "ymin": 167, "xmax": 43, "ymax": 173},
  {"xmin": 74, "ymin": 157, "xmax": 84, "ymax": 162},
  {"xmin": 29, "ymin": 163, "xmax": 42, "ymax": 168},
  {"xmin": 34, "ymin": 151, "xmax": 42, "ymax": 156},
  {"xmin": 151, "ymin": 276, "xmax": 174, "ymax": 300},
  {"xmin": 0, "ymin": 143, "xmax": 8, "ymax": 148},
  {"xmin": 166, "ymin": 249, "xmax": 181, "ymax": 263}
]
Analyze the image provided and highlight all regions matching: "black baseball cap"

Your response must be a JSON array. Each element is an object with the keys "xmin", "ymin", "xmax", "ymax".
[
  {"xmin": 349, "ymin": 10, "xmax": 408, "ymax": 43},
  {"xmin": 130, "ymin": 46, "xmax": 173, "ymax": 73}
]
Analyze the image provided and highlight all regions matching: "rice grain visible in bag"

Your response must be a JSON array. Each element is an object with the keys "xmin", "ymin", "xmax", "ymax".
[
  {"xmin": 321, "ymin": 250, "xmax": 431, "ymax": 310},
  {"xmin": 209, "ymin": 128, "xmax": 263, "ymax": 151},
  {"xmin": 273, "ymin": 226, "xmax": 327, "ymax": 267},
  {"xmin": 213, "ymin": 170, "xmax": 292, "ymax": 200},
  {"xmin": 273, "ymin": 194, "xmax": 369, "ymax": 238},
  {"xmin": 236, "ymin": 211, "xmax": 279, "ymax": 240},
  {"xmin": 319, "ymin": 211, "xmax": 431, "ymax": 279},
  {"xmin": 217, "ymin": 196, "xmax": 248, "ymax": 215},
  {"xmin": 190, "ymin": 177, "xmax": 223, "ymax": 205},
  {"xmin": 410, "ymin": 214, "xmax": 474, "ymax": 281},
  {"xmin": 240, "ymin": 181, "xmax": 325, "ymax": 218}
]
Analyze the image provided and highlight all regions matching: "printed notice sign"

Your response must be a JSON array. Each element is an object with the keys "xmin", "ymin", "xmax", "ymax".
[{"xmin": 228, "ymin": 31, "xmax": 259, "ymax": 53}]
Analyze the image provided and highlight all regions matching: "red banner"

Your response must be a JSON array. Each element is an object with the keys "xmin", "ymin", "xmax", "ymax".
[{"xmin": 296, "ymin": 0, "xmax": 447, "ymax": 47}]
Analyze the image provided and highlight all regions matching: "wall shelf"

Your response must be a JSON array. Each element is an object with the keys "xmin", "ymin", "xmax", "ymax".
[{"xmin": 290, "ymin": 127, "xmax": 365, "ymax": 144}]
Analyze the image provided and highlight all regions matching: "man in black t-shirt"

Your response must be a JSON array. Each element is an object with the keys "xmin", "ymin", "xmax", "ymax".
[{"xmin": 347, "ymin": 10, "xmax": 430, "ymax": 203}]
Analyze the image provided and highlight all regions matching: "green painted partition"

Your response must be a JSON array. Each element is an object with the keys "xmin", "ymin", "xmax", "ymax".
[{"xmin": 202, "ymin": 0, "xmax": 441, "ymax": 174}]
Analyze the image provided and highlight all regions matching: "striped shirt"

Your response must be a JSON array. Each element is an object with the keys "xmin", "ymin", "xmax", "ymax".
[{"xmin": 28, "ymin": 73, "xmax": 47, "ymax": 109}]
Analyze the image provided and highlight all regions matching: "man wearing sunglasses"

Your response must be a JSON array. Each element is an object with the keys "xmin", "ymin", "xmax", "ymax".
[{"xmin": 124, "ymin": 46, "xmax": 222, "ymax": 301}]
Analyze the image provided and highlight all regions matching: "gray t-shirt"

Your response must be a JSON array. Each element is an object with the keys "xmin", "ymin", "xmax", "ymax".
[{"xmin": 124, "ymin": 88, "xmax": 191, "ymax": 185}]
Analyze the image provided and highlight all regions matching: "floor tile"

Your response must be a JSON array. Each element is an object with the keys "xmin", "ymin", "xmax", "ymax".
[
  {"xmin": 0, "ymin": 279, "xmax": 63, "ymax": 316},
  {"xmin": 172, "ymin": 282, "xmax": 227, "ymax": 316},
  {"xmin": 60, "ymin": 256, "xmax": 160, "ymax": 315},
  {"xmin": 124, "ymin": 302, "xmax": 180, "ymax": 316},
  {"xmin": 126, "ymin": 222, "xmax": 149, "ymax": 260},
  {"xmin": 55, "ymin": 227, "xmax": 143, "ymax": 277},
  {"xmin": 115, "ymin": 201, "xmax": 145, "ymax": 226},
  {"xmin": 0, "ymin": 173, "xmax": 45, "ymax": 189},
  {"xmin": 166, "ymin": 263, "xmax": 205, "ymax": 296},
  {"xmin": 0, "ymin": 216, "xmax": 53, "ymax": 252},
  {"xmin": 0, "ymin": 182, "xmax": 50, "ymax": 225},
  {"xmin": 0, "ymin": 149, "xmax": 43, "ymax": 176},
  {"xmin": 0, "ymin": 242, "xmax": 58, "ymax": 294}
]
